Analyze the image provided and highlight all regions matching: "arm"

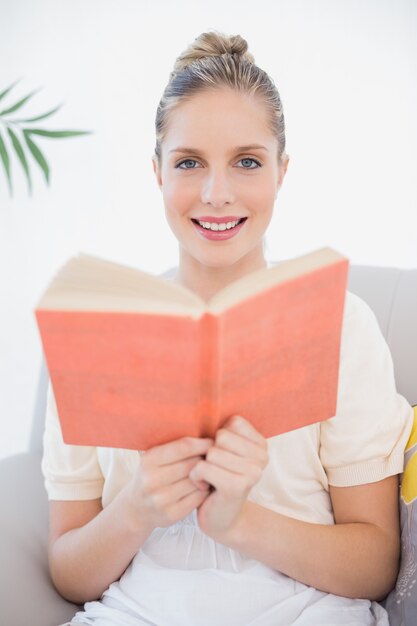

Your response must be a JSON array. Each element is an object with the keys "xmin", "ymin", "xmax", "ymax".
[
  {"xmin": 212, "ymin": 474, "xmax": 400, "ymax": 602},
  {"xmin": 191, "ymin": 294, "xmax": 410, "ymax": 601},
  {"xmin": 48, "ymin": 436, "xmax": 213, "ymax": 605},
  {"xmin": 189, "ymin": 411, "xmax": 405, "ymax": 601},
  {"xmin": 48, "ymin": 488, "xmax": 154, "ymax": 605}
]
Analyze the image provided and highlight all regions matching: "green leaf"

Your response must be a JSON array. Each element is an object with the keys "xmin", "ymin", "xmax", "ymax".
[
  {"xmin": 0, "ymin": 87, "xmax": 42, "ymax": 117},
  {"xmin": 0, "ymin": 79, "xmax": 22, "ymax": 104},
  {"xmin": 0, "ymin": 130, "xmax": 13, "ymax": 196},
  {"xmin": 23, "ymin": 130, "xmax": 50, "ymax": 185},
  {"xmin": 7, "ymin": 127, "xmax": 32, "ymax": 195},
  {"xmin": 24, "ymin": 129, "xmax": 92, "ymax": 138},
  {"xmin": 13, "ymin": 103, "xmax": 63, "ymax": 124}
]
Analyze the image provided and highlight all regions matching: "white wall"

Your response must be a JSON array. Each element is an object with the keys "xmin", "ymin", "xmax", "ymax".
[{"xmin": 1, "ymin": 0, "xmax": 416, "ymax": 460}]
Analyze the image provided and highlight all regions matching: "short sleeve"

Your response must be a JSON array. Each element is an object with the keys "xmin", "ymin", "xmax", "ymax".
[
  {"xmin": 41, "ymin": 381, "xmax": 105, "ymax": 500},
  {"xmin": 320, "ymin": 291, "xmax": 414, "ymax": 487}
]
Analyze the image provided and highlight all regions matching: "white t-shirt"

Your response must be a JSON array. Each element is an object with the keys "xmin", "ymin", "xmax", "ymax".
[{"xmin": 44, "ymin": 262, "xmax": 414, "ymax": 626}]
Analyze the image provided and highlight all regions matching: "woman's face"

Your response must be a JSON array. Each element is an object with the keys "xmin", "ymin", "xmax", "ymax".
[{"xmin": 153, "ymin": 87, "xmax": 288, "ymax": 269}]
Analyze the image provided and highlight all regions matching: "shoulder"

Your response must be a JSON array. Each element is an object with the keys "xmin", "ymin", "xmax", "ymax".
[
  {"xmin": 319, "ymin": 289, "xmax": 413, "ymax": 487},
  {"xmin": 340, "ymin": 290, "xmax": 383, "ymax": 351},
  {"xmin": 343, "ymin": 289, "xmax": 377, "ymax": 325}
]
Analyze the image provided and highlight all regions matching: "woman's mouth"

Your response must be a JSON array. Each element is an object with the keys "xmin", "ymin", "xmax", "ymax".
[{"xmin": 191, "ymin": 217, "xmax": 248, "ymax": 241}]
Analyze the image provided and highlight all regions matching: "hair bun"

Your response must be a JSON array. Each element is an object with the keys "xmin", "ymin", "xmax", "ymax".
[{"xmin": 173, "ymin": 30, "xmax": 255, "ymax": 72}]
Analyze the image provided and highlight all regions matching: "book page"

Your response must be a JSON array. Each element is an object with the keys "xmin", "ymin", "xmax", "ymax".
[{"xmin": 37, "ymin": 253, "xmax": 205, "ymax": 318}]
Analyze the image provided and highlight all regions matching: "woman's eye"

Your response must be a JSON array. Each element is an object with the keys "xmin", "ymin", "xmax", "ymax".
[
  {"xmin": 176, "ymin": 159, "xmax": 199, "ymax": 169},
  {"xmin": 175, "ymin": 157, "xmax": 261, "ymax": 170},
  {"xmin": 238, "ymin": 157, "xmax": 261, "ymax": 169}
]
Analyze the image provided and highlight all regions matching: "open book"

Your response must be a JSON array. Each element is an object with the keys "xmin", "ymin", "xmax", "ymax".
[{"xmin": 35, "ymin": 247, "xmax": 349, "ymax": 450}]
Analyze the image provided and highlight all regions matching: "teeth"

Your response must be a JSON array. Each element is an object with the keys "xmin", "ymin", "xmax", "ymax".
[{"xmin": 197, "ymin": 219, "xmax": 242, "ymax": 231}]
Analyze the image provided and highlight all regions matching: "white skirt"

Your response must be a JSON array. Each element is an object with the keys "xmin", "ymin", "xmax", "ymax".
[{"xmin": 65, "ymin": 509, "xmax": 389, "ymax": 626}]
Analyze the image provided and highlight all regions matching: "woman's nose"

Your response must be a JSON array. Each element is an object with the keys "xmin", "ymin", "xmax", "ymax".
[{"xmin": 200, "ymin": 169, "xmax": 236, "ymax": 208}]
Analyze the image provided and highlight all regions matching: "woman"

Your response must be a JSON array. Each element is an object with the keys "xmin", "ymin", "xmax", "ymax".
[{"xmin": 44, "ymin": 31, "xmax": 414, "ymax": 625}]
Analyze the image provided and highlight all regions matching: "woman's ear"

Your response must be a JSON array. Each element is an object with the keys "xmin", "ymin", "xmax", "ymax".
[
  {"xmin": 276, "ymin": 154, "xmax": 290, "ymax": 195},
  {"xmin": 152, "ymin": 157, "xmax": 163, "ymax": 189}
]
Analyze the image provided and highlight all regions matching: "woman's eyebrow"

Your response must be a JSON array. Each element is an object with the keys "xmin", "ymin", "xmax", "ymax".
[{"xmin": 169, "ymin": 144, "xmax": 269, "ymax": 155}]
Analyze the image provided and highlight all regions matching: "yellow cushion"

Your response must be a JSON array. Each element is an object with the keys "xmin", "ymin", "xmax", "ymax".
[{"xmin": 401, "ymin": 404, "xmax": 417, "ymax": 504}]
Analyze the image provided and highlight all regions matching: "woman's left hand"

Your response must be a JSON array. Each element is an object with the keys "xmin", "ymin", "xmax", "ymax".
[{"xmin": 189, "ymin": 414, "xmax": 269, "ymax": 541}]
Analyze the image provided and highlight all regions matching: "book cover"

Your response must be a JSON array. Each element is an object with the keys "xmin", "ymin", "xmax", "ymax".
[{"xmin": 35, "ymin": 247, "xmax": 349, "ymax": 450}]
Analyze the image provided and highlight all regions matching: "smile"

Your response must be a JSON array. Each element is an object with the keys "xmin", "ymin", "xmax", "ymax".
[
  {"xmin": 191, "ymin": 217, "xmax": 248, "ymax": 241},
  {"xmin": 193, "ymin": 217, "xmax": 246, "ymax": 231}
]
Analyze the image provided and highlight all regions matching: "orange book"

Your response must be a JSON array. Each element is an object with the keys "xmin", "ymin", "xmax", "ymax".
[{"xmin": 34, "ymin": 247, "xmax": 349, "ymax": 451}]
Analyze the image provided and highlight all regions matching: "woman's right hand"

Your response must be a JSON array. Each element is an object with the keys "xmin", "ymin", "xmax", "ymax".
[{"xmin": 125, "ymin": 436, "xmax": 214, "ymax": 531}]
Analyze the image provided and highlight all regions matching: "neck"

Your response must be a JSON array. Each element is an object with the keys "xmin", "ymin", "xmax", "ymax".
[{"xmin": 172, "ymin": 246, "xmax": 268, "ymax": 303}]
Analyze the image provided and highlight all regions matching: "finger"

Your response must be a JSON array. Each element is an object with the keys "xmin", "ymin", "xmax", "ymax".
[
  {"xmin": 192, "ymin": 478, "xmax": 212, "ymax": 491},
  {"xmin": 189, "ymin": 460, "xmax": 246, "ymax": 494},
  {"xmin": 144, "ymin": 436, "xmax": 214, "ymax": 466},
  {"xmin": 222, "ymin": 415, "xmax": 267, "ymax": 447},
  {"xmin": 158, "ymin": 475, "xmax": 210, "ymax": 507},
  {"xmin": 205, "ymin": 445, "xmax": 260, "ymax": 474},
  {"xmin": 146, "ymin": 456, "xmax": 207, "ymax": 490},
  {"xmin": 215, "ymin": 427, "xmax": 267, "ymax": 464},
  {"xmin": 167, "ymin": 486, "xmax": 210, "ymax": 523}
]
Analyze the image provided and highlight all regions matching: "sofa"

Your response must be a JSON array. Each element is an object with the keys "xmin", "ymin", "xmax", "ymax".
[{"xmin": 0, "ymin": 263, "xmax": 416, "ymax": 626}]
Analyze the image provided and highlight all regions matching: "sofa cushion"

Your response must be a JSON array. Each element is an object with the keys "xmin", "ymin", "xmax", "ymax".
[{"xmin": 383, "ymin": 404, "xmax": 417, "ymax": 625}]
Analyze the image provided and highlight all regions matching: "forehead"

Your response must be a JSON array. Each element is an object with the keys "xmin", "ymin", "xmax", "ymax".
[{"xmin": 162, "ymin": 88, "xmax": 274, "ymax": 152}]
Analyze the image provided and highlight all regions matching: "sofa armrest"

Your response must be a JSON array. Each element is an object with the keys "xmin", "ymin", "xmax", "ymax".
[{"xmin": 0, "ymin": 452, "xmax": 82, "ymax": 626}]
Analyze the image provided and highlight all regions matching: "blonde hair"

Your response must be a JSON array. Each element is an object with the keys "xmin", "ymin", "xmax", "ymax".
[{"xmin": 153, "ymin": 30, "xmax": 287, "ymax": 166}]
